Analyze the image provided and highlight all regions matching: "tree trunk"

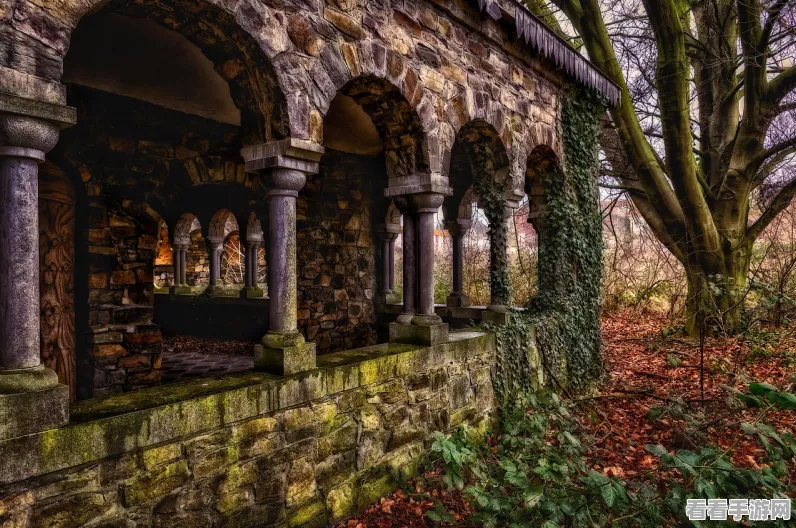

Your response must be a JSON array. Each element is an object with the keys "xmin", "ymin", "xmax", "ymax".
[{"xmin": 684, "ymin": 243, "xmax": 750, "ymax": 336}]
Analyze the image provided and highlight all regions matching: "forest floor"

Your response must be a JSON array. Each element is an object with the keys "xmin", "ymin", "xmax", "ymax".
[{"xmin": 333, "ymin": 310, "xmax": 796, "ymax": 528}]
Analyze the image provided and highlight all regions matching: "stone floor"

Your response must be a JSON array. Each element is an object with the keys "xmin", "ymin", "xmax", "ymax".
[{"xmin": 160, "ymin": 351, "xmax": 254, "ymax": 382}]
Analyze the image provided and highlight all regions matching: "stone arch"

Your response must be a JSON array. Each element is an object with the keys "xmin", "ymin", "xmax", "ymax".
[
  {"xmin": 63, "ymin": 0, "xmax": 290, "ymax": 143},
  {"xmin": 174, "ymin": 213, "xmax": 201, "ymax": 246},
  {"xmin": 208, "ymin": 209, "xmax": 239, "ymax": 243},
  {"xmin": 385, "ymin": 201, "xmax": 402, "ymax": 228},
  {"xmin": 322, "ymin": 75, "xmax": 431, "ymax": 180},
  {"xmin": 444, "ymin": 120, "xmax": 510, "ymax": 221},
  {"xmin": 525, "ymin": 144, "xmax": 562, "ymax": 235},
  {"xmin": 245, "ymin": 212, "xmax": 264, "ymax": 243}
]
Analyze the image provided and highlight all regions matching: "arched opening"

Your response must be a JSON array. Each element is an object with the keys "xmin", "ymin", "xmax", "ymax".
[
  {"xmin": 221, "ymin": 231, "xmax": 244, "ymax": 286},
  {"xmin": 51, "ymin": 0, "xmax": 283, "ymax": 397},
  {"xmin": 154, "ymin": 220, "xmax": 173, "ymax": 289},
  {"xmin": 298, "ymin": 76, "xmax": 427, "ymax": 353},
  {"xmin": 525, "ymin": 145, "xmax": 561, "ymax": 300},
  {"xmin": 444, "ymin": 121, "xmax": 510, "ymax": 310}
]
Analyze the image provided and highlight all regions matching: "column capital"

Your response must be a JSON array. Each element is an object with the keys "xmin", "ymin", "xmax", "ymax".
[
  {"xmin": 241, "ymin": 138, "xmax": 324, "ymax": 175},
  {"xmin": 411, "ymin": 191, "xmax": 445, "ymax": 213},
  {"xmin": 0, "ymin": 93, "xmax": 76, "ymax": 161}
]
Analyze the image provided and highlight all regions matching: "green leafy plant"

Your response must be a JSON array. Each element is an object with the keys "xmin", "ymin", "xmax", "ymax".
[{"xmin": 428, "ymin": 386, "xmax": 795, "ymax": 527}]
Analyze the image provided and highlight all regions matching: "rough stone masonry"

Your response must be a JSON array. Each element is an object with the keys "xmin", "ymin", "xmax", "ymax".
[{"xmin": 0, "ymin": 0, "xmax": 617, "ymax": 525}]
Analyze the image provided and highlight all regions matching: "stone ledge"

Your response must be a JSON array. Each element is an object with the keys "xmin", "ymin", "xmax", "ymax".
[
  {"xmin": 0, "ymin": 92, "xmax": 76, "ymax": 127},
  {"xmin": 0, "ymin": 331, "xmax": 494, "ymax": 486}
]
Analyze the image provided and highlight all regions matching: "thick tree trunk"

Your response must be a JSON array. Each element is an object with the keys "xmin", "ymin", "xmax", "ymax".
[{"xmin": 684, "ymin": 243, "xmax": 751, "ymax": 336}]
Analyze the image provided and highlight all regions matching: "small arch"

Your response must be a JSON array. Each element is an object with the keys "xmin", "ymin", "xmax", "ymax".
[
  {"xmin": 208, "ymin": 209, "xmax": 239, "ymax": 242},
  {"xmin": 445, "ymin": 120, "xmax": 510, "ymax": 221},
  {"xmin": 174, "ymin": 213, "xmax": 201, "ymax": 246},
  {"xmin": 525, "ymin": 145, "xmax": 562, "ymax": 233}
]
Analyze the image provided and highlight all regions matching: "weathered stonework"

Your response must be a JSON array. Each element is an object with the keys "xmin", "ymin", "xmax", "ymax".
[
  {"xmin": 0, "ymin": 331, "xmax": 496, "ymax": 528},
  {"xmin": 297, "ymin": 149, "xmax": 382, "ymax": 354}
]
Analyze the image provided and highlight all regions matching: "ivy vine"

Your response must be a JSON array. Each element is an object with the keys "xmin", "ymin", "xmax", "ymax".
[{"xmin": 486, "ymin": 88, "xmax": 606, "ymax": 403}]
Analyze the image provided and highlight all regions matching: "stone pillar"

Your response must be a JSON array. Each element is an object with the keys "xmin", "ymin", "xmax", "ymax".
[
  {"xmin": 207, "ymin": 237, "xmax": 223, "ymax": 290},
  {"xmin": 446, "ymin": 219, "xmax": 472, "ymax": 308},
  {"xmin": 244, "ymin": 244, "xmax": 253, "ymax": 288},
  {"xmin": 241, "ymin": 138, "xmax": 324, "ymax": 375},
  {"xmin": 171, "ymin": 244, "xmax": 189, "ymax": 293},
  {"xmin": 483, "ymin": 205, "xmax": 514, "ymax": 325},
  {"xmin": 243, "ymin": 239, "xmax": 264, "ymax": 298},
  {"xmin": 388, "ymin": 192, "xmax": 449, "ymax": 346},
  {"xmin": 396, "ymin": 209, "xmax": 416, "ymax": 324},
  {"xmin": 0, "ymin": 108, "xmax": 72, "ymax": 440},
  {"xmin": 388, "ymin": 236, "xmax": 396, "ymax": 292},
  {"xmin": 376, "ymin": 224, "xmax": 400, "ymax": 304}
]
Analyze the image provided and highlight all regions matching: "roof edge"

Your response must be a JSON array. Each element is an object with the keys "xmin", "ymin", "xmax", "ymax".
[{"xmin": 477, "ymin": 0, "xmax": 622, "ymax": 108}]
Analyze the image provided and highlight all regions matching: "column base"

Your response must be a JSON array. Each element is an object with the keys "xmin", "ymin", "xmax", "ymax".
[
  {"xmin": 389, "ymin": 322, "xmax": 449, "ymax": 346},
  {"xmin": 446, "ymin": 293, "xmax": 471, "ymax": 308},
  {"xmin": 255, "ymin": 332, "xmax": 317, "ymax": 376},
  {"xmin": 482, "ymin": 305, "xmax": 511, "ymax": 326},
  {"xmin": 241, "ymin": 287, "xmax": 265, "ymax": 299},
  {"xmin": 0, "ymin": 366, "xmax": 68, "ymax": 441},
  {"xmin": 170, "ymin": 285, "xmax": 193, "ymax": 296}
]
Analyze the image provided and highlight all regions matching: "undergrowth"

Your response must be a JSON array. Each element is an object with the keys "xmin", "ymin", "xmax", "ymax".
[{"xmin": 428, "ymin": 384, "xmax": 795, "ymax": 527}]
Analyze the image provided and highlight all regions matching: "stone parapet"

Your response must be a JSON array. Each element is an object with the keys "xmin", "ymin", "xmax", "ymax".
[{"xmin": 0, "ymin": 331, "xmax": 496, "ymax": 527}]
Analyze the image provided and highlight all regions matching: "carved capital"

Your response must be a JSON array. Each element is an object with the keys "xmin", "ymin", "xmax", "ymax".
[
  {"xmin": 0, "ymin": 114, "xmax": 59, "ymax": 160},
  {"xmin": 270, "ymin": 168, "xmax": 307, "ymax": 193},
  {"xmin": 411, "ymin": 191, "xmax": 445, "ymax": 213}
]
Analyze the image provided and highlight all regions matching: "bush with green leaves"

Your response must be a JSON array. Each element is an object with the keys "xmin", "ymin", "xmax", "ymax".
[{"xmin": 428, "ymin": 386, "xmax": 795, "ymax": 527}]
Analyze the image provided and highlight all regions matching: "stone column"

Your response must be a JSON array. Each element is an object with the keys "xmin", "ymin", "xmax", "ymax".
[
  {"xmin": 388, "ymin": 236, "xmax": 396, "ymax": 292},
  {"xmin": 243, "ymin": 239, "xmax": 264, "ymax": 298},
  {"xmin": 376, "ymin": 224, "xmax": 400, "ymax": 304},
  {"xmin": 396, "ymin": 209, "xmax": 416, "ymax": 324},
  {"xmin": 207, "ymin": 237, "xmax": 223, "ymax": 290},
  {"xmin": 446, "ymin": 219, "xmax": 472, "ymax": 308},
  {"xmin": 0, "ymin": 110, "xmax": 71, "ymax": 440},
  {"xmin": 483, "ymin": 205, "xmax": 513, "ymax": 325},
  {"xmin": 389, "ymin": 192, "xmax": 449, "ymax": 346},
  {"xmin": 244, "ymin": 244, "xmax": 253, "ymax": 288},
  {"xmin": 241, "ymin": 138, "xmax": 324, "ymax": 375},
  {"xmin": 172, "ymin": 243, "xmax": 188, "ymax": 290}
]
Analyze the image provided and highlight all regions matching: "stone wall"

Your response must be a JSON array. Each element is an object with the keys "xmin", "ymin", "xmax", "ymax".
[
  {"xmin": 0, "ymin": 332, "xmax": 496, "ymax": 528},
  {"xmin": 296, "ymin": 149, "xmax": 384, "ymax": 355}
]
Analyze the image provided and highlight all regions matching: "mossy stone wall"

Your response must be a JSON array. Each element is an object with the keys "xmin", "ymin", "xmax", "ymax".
[{"xmin": 0, "ymin": 332, "xmax": 495, "ymax": 528}]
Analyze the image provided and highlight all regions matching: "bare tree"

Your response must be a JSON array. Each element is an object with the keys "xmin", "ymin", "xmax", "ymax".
[{"xmin": 538, "ymin": 0, "xmax": 796, "ymax": 333}]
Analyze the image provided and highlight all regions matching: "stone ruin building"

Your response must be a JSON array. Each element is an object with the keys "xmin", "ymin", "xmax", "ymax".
[{"xmin": 0, "ymin": 0, "xmax": 619, "ymax": 526}]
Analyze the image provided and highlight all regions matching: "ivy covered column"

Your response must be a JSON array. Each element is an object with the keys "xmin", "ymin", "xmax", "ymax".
[
  {"xmin": 0, "ymin": 100, "xmax": 74, "ymax": 440},
  {"xmin": 241, "ymin": 139, "xmax": 324, "ymax": 375},
  {"xmin": 483, "ymin": 205, "xmax": 512, "ymax": 324},
  {"xmin": 446, "ymin": 218, "xmax": 471, "ymax": 308}
]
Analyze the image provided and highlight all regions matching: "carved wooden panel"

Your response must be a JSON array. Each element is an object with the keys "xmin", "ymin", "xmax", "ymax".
[{"xmin": 39, "ymin": 165, "xmax": 77, "ymax": 400}]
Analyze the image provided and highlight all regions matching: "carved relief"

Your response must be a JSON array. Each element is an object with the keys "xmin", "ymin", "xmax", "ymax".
[{"xmin": 38, "ymin": 164, "xmax": 77, "ymax": 400}]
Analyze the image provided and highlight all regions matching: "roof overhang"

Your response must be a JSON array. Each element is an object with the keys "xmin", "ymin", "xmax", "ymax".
[{"xmin": 476, "ymin": 0, "xmax": 622, "ymax": 107}]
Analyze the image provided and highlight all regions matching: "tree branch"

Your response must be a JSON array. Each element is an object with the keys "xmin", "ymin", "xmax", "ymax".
[{"xmin": 747, "ymin": 176, "xmax": 796, "ymax": 241}]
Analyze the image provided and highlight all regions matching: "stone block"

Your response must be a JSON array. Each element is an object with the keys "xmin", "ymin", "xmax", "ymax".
[
  {"xmin": 256, "ymin": 340, "xmax": 316, "ymax": 376},
  {"xmin": 0, "ymin": 383, "xmax": 69, "ymax": 441},
  {"xmin": 481, "ymin": 310, "xmax": 511, "ymax": 326},
  {"xmin": 389, "ymin": 322, "xmax": 449, "ymax": 346}
]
